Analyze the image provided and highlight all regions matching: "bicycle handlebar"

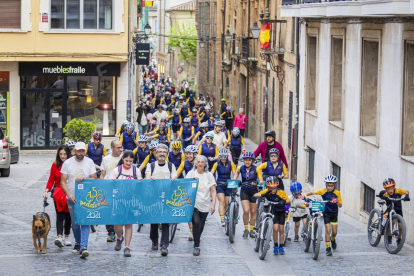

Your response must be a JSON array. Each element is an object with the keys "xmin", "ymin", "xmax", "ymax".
[{"xmin": 376, "ymin": 195, "xmax": 409, "ymax": 202}]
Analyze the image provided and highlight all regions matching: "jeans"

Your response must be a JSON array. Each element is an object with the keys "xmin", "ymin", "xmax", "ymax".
[
  {"xmin": 150, "ymin": 223, "xmax": 170, "ymax": 248},
  {"xmin": 138, "ymin": 124, "xmax": 148, "ymax": 135},
  {"xmin": 239, "ymin": 129, "xmax": 245, "ymax": 137},
  {"xmin": 67, "ymin": 200, "xmax": 90, "ymax": 249},
  {"xmin": 54, "ymin": 201, "xmax": 71, "ymax": 236},
  {"xmin": 192, "ymin": 208, "xmax": 209, "ymax": 247}
]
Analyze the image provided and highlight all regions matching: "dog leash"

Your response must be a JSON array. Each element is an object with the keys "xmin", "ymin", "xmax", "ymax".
[{"xmin": 43, "ymin": 198, "xmax": 49, "ymax": 213}]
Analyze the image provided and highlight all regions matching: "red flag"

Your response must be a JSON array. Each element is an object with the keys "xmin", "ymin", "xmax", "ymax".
[{"xmin": 260, "ymin": 24, "xmax": 271, "ymax": 50}]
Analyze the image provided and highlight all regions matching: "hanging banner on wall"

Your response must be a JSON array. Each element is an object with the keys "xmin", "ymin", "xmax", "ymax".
[
  {"xmin": 260, "ymin": 24, "xmax": 271, "ymax": 50},
  {"xmin": 141, "ymin": 1, "xmax": 154, "ymax": 7},
  {"xmin": 136, "ymin": 43, "xmax": 151, "ymax": 65},
  {"xmin": 74, "ymin": 178, "xmax": 199, "ymax": 225}
]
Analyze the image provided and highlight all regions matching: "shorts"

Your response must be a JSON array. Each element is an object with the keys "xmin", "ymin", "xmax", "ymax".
[
  {"xmin": 240, "ymin": 189, "xmax": 257, "ymax": 203},
  {"xmin": 172, "ymin": 125, "xmax": 180, "ymax": 133},
  {"xmin": 396, "ymin": 209, "xmax": 403, "ymax": 217},
  {"xmin": 293, "ymin": 214, "xmax": 308, "ymax": 222},
  {"xmin": 323, "ymin": 212, "xmax": 338, "ymax": 225},
  {"xmin": 216, "ymin": 185, "xmax": 233, "ymax": 197},
  {"xmin": 273, "ymin": 211, "xmax": 285, "ymax": 225}
]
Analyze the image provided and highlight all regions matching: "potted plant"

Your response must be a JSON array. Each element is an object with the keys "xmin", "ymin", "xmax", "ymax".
[
  {"xmin": 62, "ymin": 119, "xmax": 96, "ymax": 144},
  {"xmin": 7, "ymin": 137, "xmax": 19, "ymax": 164}
]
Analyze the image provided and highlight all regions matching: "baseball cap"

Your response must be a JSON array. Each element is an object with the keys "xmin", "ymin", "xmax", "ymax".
[{"xmin": 74, "ymin": 142, "xmax": 86, "ymax": 150}]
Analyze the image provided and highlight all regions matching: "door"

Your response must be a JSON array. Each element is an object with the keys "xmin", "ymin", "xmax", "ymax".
[{"xmin": 21, "ymin": 90, "xmax": 65, "ymax": 149}]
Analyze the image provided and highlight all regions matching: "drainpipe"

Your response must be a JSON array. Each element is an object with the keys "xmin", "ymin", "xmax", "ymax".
[{"xmin": 292, "ymin": 9, "xmax": 300, "ymax": 181}]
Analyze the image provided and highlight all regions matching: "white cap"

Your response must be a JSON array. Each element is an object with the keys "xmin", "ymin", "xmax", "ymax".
[{"xmin": 74, "ymin": 142, "xmax": 86, "ymax": 150}]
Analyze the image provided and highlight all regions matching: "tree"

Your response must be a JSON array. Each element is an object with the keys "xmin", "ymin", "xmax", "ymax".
[
  {"xmin": 63, "ymin": 119, "xmax": 96, "ymax": 144},
  {"xmin": 167, "ymin": 23, "xmax": 197, "ymax": 62}
]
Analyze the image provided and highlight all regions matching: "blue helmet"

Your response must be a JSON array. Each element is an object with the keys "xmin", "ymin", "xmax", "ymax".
[
  {"xmin": 290, "ymin": 182, "xmax": 303, "ymax": 195},
  {"xmin": 242, "ymin": 151, "xmax": 255, "ymax": 160}
]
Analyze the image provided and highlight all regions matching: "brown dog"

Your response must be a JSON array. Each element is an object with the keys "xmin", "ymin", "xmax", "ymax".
[{"xmin": 32, "ymin": 212, "xmax": 51, "ymax": 254}]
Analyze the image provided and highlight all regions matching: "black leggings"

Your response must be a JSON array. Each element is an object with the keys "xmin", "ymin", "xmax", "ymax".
[
  {"xmin": 231, "ymin": 149, "xmax": 241, "ymax": 165},
  {"xmin": 192, "ymin": 208, "xmax": 209, "ymax": 247},
  {"xmin": 54, "ymin": 200, "xmax": 71, "ymax": 236}
]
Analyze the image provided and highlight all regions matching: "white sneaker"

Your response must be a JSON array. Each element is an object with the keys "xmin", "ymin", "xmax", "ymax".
[
  {"xmin": 63, "ymin": 237, "xmax": 72, "ymax": 246},
  {"xmin": 54, "ymin": 237, "xmax": 64, "ymax": 248}
]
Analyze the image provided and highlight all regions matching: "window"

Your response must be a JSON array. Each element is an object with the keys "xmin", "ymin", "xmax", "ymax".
[
  {"xmin": 361, "ymin": 39, "xmax": 379, "ymax": 139},
  {"xmin": 0, "ymin": 0, "xmax": 21, "ymax": 29},
  {"xmin": 363, "ymin": 183, "xmax": 375, "ymax": 214},
  {"xmin": 330, "ymin": 35, "xmax": 344, "ymax": 123},
  {"xmin": 331, "ymin": 162, "xmax": 341, "ymax": 191},
  {"xmin": 402, "ymin": 41, "xmax": 414, "ymax": 156},
  {"xmin": 306, "ymin": 35, "xmax": 317, "ymax": 111},
  {"xmin": 307, "ymin": 148, "xmax": 315, "ymax": 186},
  {"xmin": 51, "ymin": 0, "xmax": 113, "ymax": 30}
]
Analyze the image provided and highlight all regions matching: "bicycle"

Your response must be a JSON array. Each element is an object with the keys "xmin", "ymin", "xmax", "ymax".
[
  {"xmin": 283, "ymin": 206, "xmax": 292, "ymax": 245},
  {"xmin": 218, "ymin": 180, "xmax": 240, "ymax": 244},
  {"xmin": 169, "ymin": 223, "xmax": 178, "ymax": 243},
  {"xmin": 367, "ymin": 195, "xmax": 409, "ymax": 254}
]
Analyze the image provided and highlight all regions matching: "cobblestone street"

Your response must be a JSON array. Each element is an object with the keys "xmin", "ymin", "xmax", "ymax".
[{"xmin": 1, "ymin": 144, "xmax": 414, "ymax": 276}]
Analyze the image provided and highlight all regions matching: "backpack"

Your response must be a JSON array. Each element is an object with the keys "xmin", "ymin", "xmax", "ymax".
[
  {"xmin": 150, "ymin": 161, "xmax": 173, "ymax": 177},
  {"xmin": 117, "ymin": 165, "xmax": 138, "ymax": 179}
]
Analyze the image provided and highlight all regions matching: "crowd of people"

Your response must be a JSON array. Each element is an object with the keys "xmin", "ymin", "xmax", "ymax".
[{"xmin": 42, "ymin": 66, "xmax": 409, "ymax": 260}]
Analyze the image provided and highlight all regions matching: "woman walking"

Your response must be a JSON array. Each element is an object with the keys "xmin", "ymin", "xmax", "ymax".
[
  {"xmin": 43, "ymin": 145, "xmax": 72, "ymax": 248},
  {"xmin": 185, "ymin": 155, "xmax": 217, "ymax": 256}
]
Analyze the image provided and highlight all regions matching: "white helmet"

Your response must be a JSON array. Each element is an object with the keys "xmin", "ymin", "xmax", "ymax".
[
  {"xmin": 184, "ymin": 145, "xmax": 199, "ymax": 154},
  {"xmin": 183, "ymin": 118, "xmax": 190, "ymax": 123},
  {"xmin": 125, "ymin": 122, "xmax": 135, "ymax": 132},
  {"xmin": 324, "ymin": 174, "xmax": 338, "ymax": 183},
  {"xmin": 149, "ymin": 142, "xmax": 159, "ymax": 150},
  {"xmin": 218, "ymin": 148, "xmax": 229, "ymax": 157},
  {"xmin": 138, "ymin": 135, "xmax": 148, "ymax": 142},
  {"xmin": 66, "ymin": 140, "xmax": 76, "ymax": 147},
  {"xmin": 232, "ymin": 127, "xmax": 240, "ymax": 136},
  {"xmin": 214, "ymin": 120, "xmax": 224, "ymax": 127},
  {"xmin": 174, "ymin": 108, "xmax": 179, "ymax": 114},
  {"xmin": 201, "ymin": 122, "xmax": 209, "ymax": 128}
]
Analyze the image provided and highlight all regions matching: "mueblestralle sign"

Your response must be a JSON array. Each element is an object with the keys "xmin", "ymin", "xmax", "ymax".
[
  {"xmin": 19, "ymin": 62, "xmax": 121, "ymax": 76},
  {"xmin": 74, "ymin": 178, "xmax": 199, "ymax": 225},
  {"xmin": 136, "ymin": 43, "xmax": 150, "ymax": 65}
]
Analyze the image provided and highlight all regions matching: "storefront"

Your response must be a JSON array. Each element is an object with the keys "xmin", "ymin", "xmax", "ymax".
[{"xmin": 18, "ymin": 62, "xmax": 121, "ymax": 150}]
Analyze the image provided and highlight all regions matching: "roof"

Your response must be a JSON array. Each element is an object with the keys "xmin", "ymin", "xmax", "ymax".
[{"xmin": 166, "ymin": 0, "xmax": 195, "ymax": 12}]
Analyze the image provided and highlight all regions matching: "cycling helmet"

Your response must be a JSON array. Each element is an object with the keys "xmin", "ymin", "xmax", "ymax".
[
  {"xmin": 92, "ymin": 132, "xmax": 102, "ymax": 141},
  {"xmin": 158, "ymin": 126, "xmax": 166, "ymax": 132},
  {"xmin": 160, "ymin": 118, "xmax": 166, "ymax": 123},
  {"xmin": 221, "ymin": 98, "xmax": 226, "ymax": 102},
  {"xmin": 185, "ymin": 145, "xmax": 199, "ymax": 154},
  {"xmin": 205, "ymin": 132, "xmax": 214, "ymax": 139},
  {"xmin": 324, "ymin": 174, "xmax": 338, "ymax": 183},
  {"xmin": 269, "ymin": 148, "xmax": 280, "ymax": 156},
  {"xmin": 138, "ymin": 135, "xmax": 148, "ymax": 142},
  {"xmin": 232, "ymin": 127, "xmax": 240, "ymax": 136},
  {"xmin": 218, "ymin": 148, "xmax": 229, "ymax": 158},
  {"xmin": 162, "ymin": 104, "xmax": 168, "ymax": 110},
  {"xmin": 290, "ymin": 182, "xmax": 303, "ymax": 195},
  {"xmin": 174, "ymin": 108, "xmax": 179, "ymax": 114},
  {"xmin": 66, "ymin": 140, "xmax": 76, "ymax": 148},
  {"xmin": 122, "ymin": 120, "xmax": 129, "ymax": 126},
  {"xmin": 214, "ymin": 120, "xmax": 224, "ymax": 127},
  {"xmin": 201, "ymin": 122, "xmax": 209, "ymax": 128},
  {"xmin": 226, "ymin": 106, "xmax": 231, "ymax": 111},
  {"xmin": 205, "ymin": 106, "xmax": 211, "ymax": 110},
  {"xmin": 383, "ymin": 178, "xmax": 396, "ymax": 188},
  {"xmin": 192, "ymin": 108, "xmax": 197, "ymax": 113},
  {"xmin": 125, "ymin": 122, "xmax": 135, "ymax": 132},
  {"xmin": 189, "ymin": 94, "xmax": 193, "ymax": 98},
  {"xmin": 266, "ymin": 176, "xmax": 279, "ymax": 188},
  {"xmin": 183, "ymin": 117, "xmax": 190, "ymax": 123},
  {"xmin": 179, "ymin": 96, "xmax": 184, "ymax": 100},
  {"xmin": 157, "ymin": 104, "xmax": 163, "ymax": 109},
  {"xmin": 171, "ymin": 141, "xmax": 182, "ymax": 150},
  {"xmin": 214, "ymin": 114, "xmax": 220, "ymax": 120},
  {"xmin": 182, "ymin": 102, "xmax": 188, "ymax": 106},
  {"xmin": 149, "ymin": 142, "xmax": 159, "ymax": 150},
  {"xmin": 242, "ymin": 151, "xmax": 255, "ymax": 160},
  {"xmin": 265, "ymin": 130, "xmax": 276, "ymax": 139},
  {"xmin": 165, "ymin": 91, "xmax": 171, "ymax": 95}
]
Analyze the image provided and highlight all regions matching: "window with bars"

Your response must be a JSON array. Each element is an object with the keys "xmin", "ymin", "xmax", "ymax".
[
  {"xmin": 307, "ymin": 148, "xmax": 315, "ymax": 186},
  {"xmin": 332, "ymin": 162, "xmax": 341, "ymax": 191},
  {"xmin": 0, "ymin": 0, "xmax": 21, "ymax": 29},
  {"xmin": 363, "ymin": 183, "xmax": 375, "ymax": 214}
]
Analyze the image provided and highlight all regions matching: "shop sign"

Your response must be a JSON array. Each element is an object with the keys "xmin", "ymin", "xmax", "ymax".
[
  {"xmin": 136, "ymin": 43, "xmax": 150, "ymax": 65},
  {"xmin": 42, "ymin": 13, "xmax": 48, "ymax": 23},
  {"xmin": 19, "ymin": 62, "xmax": 121, "ymax": 76}
]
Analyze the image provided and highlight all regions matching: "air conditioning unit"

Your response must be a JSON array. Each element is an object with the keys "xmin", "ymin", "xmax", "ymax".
[{"xmin": 235, "ymin": 47, "xmax": 239, "ymax": 55}]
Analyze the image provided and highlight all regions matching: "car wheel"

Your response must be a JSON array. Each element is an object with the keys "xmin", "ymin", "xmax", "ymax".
[{"xmin": 1, "ymin": 167, "xmax": 10, "ymax": 177}]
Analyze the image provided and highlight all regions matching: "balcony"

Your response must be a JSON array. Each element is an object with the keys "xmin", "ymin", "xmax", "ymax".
[{"xmin": 280, "ymin": 0, "xmax": 414, "ymax": 18}]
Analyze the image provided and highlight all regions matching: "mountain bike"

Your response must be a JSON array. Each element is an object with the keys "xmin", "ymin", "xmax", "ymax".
[
  {"xmin": 367, "ymin": 195, "xmax": 409, "ymax": 254},
  {"xmin": 283, "ymin": 206, "xmax": 292, "ymax": 245},
  {"xmin": 218, "ymin": 180, "xmax": 240, "ymax": 244},
  {"xmin": 255, "ymin": 198, "xmax": 280, "ymax": 260}
]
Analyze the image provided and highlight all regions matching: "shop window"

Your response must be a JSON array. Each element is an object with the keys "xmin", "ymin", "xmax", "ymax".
[
  {"xmin": 0, "ymin": 72, "xmax": 9, "ymax": 136},
  {"xmin": 20, "ymin": 76, "xmax": 64, "ymax": 89},
  {"xmin": 0, "ymin": 0, "xmax": 21, "ymax": 29},
  {"xmin": 51, "ymin": 0, "xmax": 113, "ymax": 30},
  {"xmin": 402, "ymin": 41, "xmax": 414, "ymax": 156}
]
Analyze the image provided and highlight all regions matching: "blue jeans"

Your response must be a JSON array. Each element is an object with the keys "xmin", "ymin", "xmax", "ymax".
[
  {"xmin": 138, "ymin": 124, "xmax": 148, "ymax": 135},
  {"xmin": 67, "ymin": 200, "xmax": 90, "ymax": 249}
]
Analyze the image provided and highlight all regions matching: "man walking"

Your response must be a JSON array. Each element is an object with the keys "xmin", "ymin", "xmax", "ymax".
[
  {"xmin": 145, "ymin": 144, "xmax": 178, "ymax": 256},
  {"xmin": 60, "ymin": 142, "xmax": 97, "ymax": 258}
]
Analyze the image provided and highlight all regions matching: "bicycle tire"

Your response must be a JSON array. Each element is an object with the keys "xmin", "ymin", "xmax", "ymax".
[
  {"xmin": 225, "ymin": 213, "xmax": 230, "ymax": 236},
  {"xmin": 137, "ymin": 224, "xmax": 143, "ymax": 232},
  {"xmin": 169, "ymin": 223, "xmax": 178, "ymax": 243},
  {"xmin": 284, "ymin": 222, "xmax": 290, "ymax": 246},
  {"xmin": 367, "ymin": 208, "xmax": 382, "ymax": 247},
  {"xmin": 229, "ymin": 203, "xmax": 236, "ymax": 243},
  {"xmin": 312, "ymin": 217, "xmax": 322, "ymax": 260},
  {"xmin": 259, "ymin": 219, "xmax": 272, "ymax": 260},
  {"xmin": 255, "ymin": 201, "xmax": 263, "ymax": 229},
  {"xmin": 254, "ymin": 230, "xmax": 261, "ymax": 252},
  {"xmin": 303, "ymin": 218, "xmax": 311, "ymax": 252},
  {"xmin": 384, "ymin": 214, "xmax": 406, "ymax": 254}
]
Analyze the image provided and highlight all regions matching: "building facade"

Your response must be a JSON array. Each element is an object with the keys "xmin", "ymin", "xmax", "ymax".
[{"xmin": 281, "ymin": 1, "xmax": 414, "ymax": 243}]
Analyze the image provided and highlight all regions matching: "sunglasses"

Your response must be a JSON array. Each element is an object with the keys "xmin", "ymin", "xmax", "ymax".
[
  {"xmin": 270, "ymin": 154, "xmax": 279, "ymax": 158},
  {"xmin": 206, "ymin": 137, "xmax": 213, "ymax": 140}
]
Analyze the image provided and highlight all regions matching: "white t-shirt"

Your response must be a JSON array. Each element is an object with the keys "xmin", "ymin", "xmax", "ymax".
[
  {"xmin": 140, "ymin": 113, "xmax": 148, "ymax": 126},
  {"xmin": 207, "ymin": 130, "xmax": 227, "ymax": 149},
  {"xmin": 61, "ymin": 156, "xmax": 96, "ymax": 196},
  {"xmin": 100, "ymin": 154, "xmax": 122, "ymax": 179},
  {"xmin": 186, "ymin": 170, "xmax": 216, "ymax": 213},
  {"xmin": 288, "ymin": 195, "xmax": 308, "ymax": 218},
  {"xmin": 152, "ymin": 111, "xmax": 169, "ymax": 125},
  {"xmin": 110, "ymin": 165, "xmax": 137, "ymax": 180},
  {"xmin": 145, "ymin": 162, "xmax": 178, "ymax": 179}
]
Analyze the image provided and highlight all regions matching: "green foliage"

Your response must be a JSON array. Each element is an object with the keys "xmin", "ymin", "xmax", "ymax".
[
  {"xmin": 63, "ymin": 119, "xmax": 95, "ymax": 144},
  {"xmin": 167, "ymin": 23, "xmax": 197, "ymax": 62},
  {"xmin": 5, "ymin": 136, "xmax": 15, "ymax": 148}
]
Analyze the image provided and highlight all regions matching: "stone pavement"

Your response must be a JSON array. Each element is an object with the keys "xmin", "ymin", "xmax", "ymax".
[{"xmin": 0, "ymin": 141, "xmax": 413, "ymax": 276}]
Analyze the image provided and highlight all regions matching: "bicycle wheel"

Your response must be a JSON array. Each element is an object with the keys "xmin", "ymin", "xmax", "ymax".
[
  {"xmin": 137, "ymin": 224, "xmax": 143, "ymax": 232},
  {"xmin": 255, "ymin": 201, "xmax": 263, "ymax": 229},
  {"xmin": 367, "ymin": 208, "xmax": 382, "ymax": 247},
  {"xmin": 312, "ymin": 217, "xmax": 322, "ymax": 260},
  {"xmin": 283, "ymin": 222, "xmax": 290, "ymax": 246},
  {"xmin": 259, "ymin": 220, "xmax": 272, "ymax": 260},
  {"xmin": 384, "ymin": 214, "xmax": 406, "ymax": 254},
  {"xmin": 303, "ymin": 218, "xmax": 311, "ymax": 252},
  {"xmin": 229, "ymin": 203, "xmax": 236, "ymax": 243},
  {"xmin": 254, "ymin": 228, "xmax": 261, "ymax": 252},
  {"xmin": 169, "ymin": 223, "xmax": 178, "ymax": 243},
  {"xmin": 225, "ymin": 213, "xmax": 230, "ymax": 236}
]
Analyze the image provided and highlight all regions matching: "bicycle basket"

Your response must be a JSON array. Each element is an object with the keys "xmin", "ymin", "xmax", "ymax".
[
  {"xmin": 311, "ymin": 201, "xmax": 326, "ymax": 212},
  {"xmin": 227, "ymin": 180, "xmax": 239, "ymax": 189}
]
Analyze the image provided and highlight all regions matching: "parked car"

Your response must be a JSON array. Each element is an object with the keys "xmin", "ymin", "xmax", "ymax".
[{"xmin": 0, "ymin": 128, "xmax": 10, "ymax": 177}]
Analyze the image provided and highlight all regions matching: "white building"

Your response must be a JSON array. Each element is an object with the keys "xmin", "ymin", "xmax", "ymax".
[{"xmin": 281, "ymin": 2, "xmax": 414, "ymax": 244}]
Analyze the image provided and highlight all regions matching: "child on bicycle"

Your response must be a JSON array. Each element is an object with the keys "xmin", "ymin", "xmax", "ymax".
[
  {"xmin": 288, "ymin": 182, "xmax": 307, "ymax": 242},
  {"xmin": 254, "ymin": 176, "xmax": 290, "ymax": 255},
  {"xmin": 302, "ymin": 174, "xmax": 342, "ymax": 256},
  {"xmin": 379, "ymin": 178, "xmax": 410, "ymax": 244}
]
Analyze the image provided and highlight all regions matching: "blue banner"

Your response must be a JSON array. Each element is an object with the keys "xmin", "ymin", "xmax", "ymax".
[{"xmin": 74, "ymin": 178, "xmax": 198, "ymax": 225}]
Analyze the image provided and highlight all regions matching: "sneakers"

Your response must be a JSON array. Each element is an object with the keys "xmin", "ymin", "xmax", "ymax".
[
  {"xmin": 294, "ymin": 235, "xmax": 299, "ymax": 242},
  {"xmin": 188, "ymin": 233, "xmax": 194, "ymax": 241},
  {"xmin": 326, "ymin": 247, "xmax": 332, "ymax": 256},
  {"xmin": 152, "ymin": 242, "xmax": 158, "ymax": 250},
  {"xmin": 279, "ymin": 247, "xmax": 285, "ymax": 255},
  {"xmin": 331, "ymin": 238, "xmax": 337, "ymax": 250},
  {"xmin": 124, "ymin": 247, "xmax": 131, "ymax": 257},
  {"xmin": 54, "ymin": 237, "xmax": 64, "ymax": 248},
  {"xmin": 72, "ymin": 243, "xmax": 80, "ymax": 254},
  {"xmin": 107, "ymin": 232, "xmax": 116, "ymax": 242},
  {"xmin": 79, "ymin": 248, "xmax": 89, "ymax": 258},
  {"xmin": 249, "ymin": 231, "xmax": 256, "ymax": 238},
  {"xmin": 63, "ymin": 237, "xmax": 72, "ymax": 246},
  {"xmin": 273, "ymin": 246, "xmax": 279, "ymax": 255},
  {"xmin": 243, "ymin": 229, "xmax": 249, "ymax": 238},
  {"xmin": 161, "ymin": 246, "xmax": 168, "ymax": 256},
  {"xmin": 193, "ymin": 247, "xmax": 200, "ymax": 256},
  {"xmin": 115, "ymin": 237, "xmax": 124, "ymax": 251}
]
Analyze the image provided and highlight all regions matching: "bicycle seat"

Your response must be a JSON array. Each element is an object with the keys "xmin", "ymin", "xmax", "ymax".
[{"xmin": 377, "ymin": 199, "xmax": 386, "ymax": 205}]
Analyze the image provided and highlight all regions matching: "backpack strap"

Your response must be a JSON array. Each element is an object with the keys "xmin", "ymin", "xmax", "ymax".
[
  {"xmin": 132, "ymin": 165, "xmax": 137, "ymax": 179},
  {"xmin": 117, "ymin": 165, "xmax": 122, "ymax": 179},
  {"xmin": 151, "ymin": 162, "xmax": 156, "ymax": 175},
  {"xmin": 168, "ymin": 162, "xmax": 173, "ymax": 176}
]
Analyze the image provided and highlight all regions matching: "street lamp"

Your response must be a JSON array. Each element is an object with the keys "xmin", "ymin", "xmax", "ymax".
[
  {"xmin": 199, "ymin": 38, "xmax": 205, "ymax": 48},
  {"xmin": 225, "ymin": 29, "xmax": 232, "ymax": 43},
  {"xmin": 251, "ymin": 21, "xmax": 260, "ymax": 39},
  {"xmin": 144, "ymin": 23, "xmax": 151, "ymax": 35}
]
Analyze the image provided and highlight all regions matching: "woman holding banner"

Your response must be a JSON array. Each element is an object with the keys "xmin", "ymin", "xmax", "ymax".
[
  {"xmin": 110, "ymin": 150, "xmax": 139, "ymax": 257},
  {"xmin": 185, "ymin": 155, "xmax": 217, "ymax": 256}
]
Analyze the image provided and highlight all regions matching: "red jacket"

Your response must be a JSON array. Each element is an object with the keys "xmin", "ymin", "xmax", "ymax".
[
  {"xmin": 253, "ymin": 141, "xmax": 288, "ymax": 167},
  {"xmin": 46, "ymin": 162, "xmax": 69, "ymax": 212},
  {"xmin": 46, "ymin": 163, "xmax": 62, "ymax": 191},
  {"xmin": 233, "ymin": 114, "xmax": 247, "ymax": 130}
]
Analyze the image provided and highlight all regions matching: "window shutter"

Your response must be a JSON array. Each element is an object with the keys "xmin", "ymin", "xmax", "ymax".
[{"xmin": 0, "ymin": 0, "xmax": 21, "ymax": 29}]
